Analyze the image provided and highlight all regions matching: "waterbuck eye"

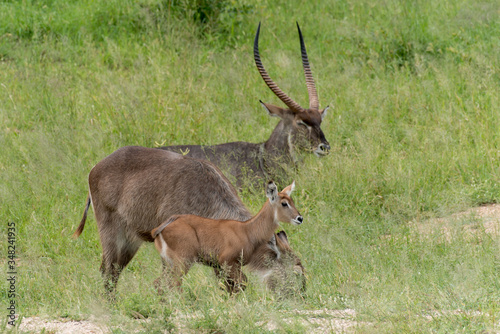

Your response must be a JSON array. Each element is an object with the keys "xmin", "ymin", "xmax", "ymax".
[{"xmin": 281, "ymin": 202, "xmax": 288, "ymax": 207}]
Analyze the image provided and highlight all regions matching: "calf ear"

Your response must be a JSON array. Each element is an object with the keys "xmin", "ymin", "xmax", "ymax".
[
  {"xmin": 276, "ymin": 230, "xmax": 289, "ymax": 245},
  {"xmin": 281, "ymin": 181, "xmax": 295, "ymax": 196},
  {"xmin": 266, "ymin": 180, "xmax": 278, "ymax": 203},
  {"xmin": 260, "ymin": 101, "xmax": 287, "ymax": 118}
]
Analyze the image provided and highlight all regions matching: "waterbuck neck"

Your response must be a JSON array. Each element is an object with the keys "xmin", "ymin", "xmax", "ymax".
[
  {"xmin": 243, "ymin": 200, "xmax": 279, "ymax": 246},
  {"xmin": 264, "ymin": 120, "xmax": 296, "ymax": 163}
]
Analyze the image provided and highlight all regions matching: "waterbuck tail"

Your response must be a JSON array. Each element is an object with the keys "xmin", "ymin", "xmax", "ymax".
[{"xmin": 73, "ymin": 194, "xmax": 91, "ymax": 239}]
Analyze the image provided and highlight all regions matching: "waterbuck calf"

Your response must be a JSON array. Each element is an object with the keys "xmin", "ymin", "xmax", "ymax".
[
  {"xmin": 151, "ymin": 181, "xmax": 302, "ymax": 293},
  {"xmin": 162, "ymin": 23, "xmax": 330, "ymax": 187},
  {"xmin": 73, "ymin": 146, "xmax": 304, "ymax": 294}
]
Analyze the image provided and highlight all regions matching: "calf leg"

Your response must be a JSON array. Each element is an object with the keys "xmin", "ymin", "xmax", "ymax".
[
  {"xmin": 214, "ymin": 263, "xmax": 247, "ymax": 294},
  {"xmin": 156, "ymin": 259, "xmax": 191, "ymax": 294},
  {"xmin": 154, "ymin": 233, "xmax": 191, "ymax": 293}
]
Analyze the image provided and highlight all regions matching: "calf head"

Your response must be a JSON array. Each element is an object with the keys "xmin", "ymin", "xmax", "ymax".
[{"xmin": 266, "ymin": 180, "xmax": 303, "ymax": 225}]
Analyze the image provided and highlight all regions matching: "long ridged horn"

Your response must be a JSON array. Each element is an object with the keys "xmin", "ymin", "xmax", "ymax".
[
  {"xmin": 254, "ymin": 22, "xmax": 304, "ymax": 113},
  {"xmin": 296, "ymin": 22, "xmax": 319, "ymax": 111}
]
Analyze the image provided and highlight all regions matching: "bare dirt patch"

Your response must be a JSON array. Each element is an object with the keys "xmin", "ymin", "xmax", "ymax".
[
  {"xmin": 409, "ymin": 203, "xmax": 500, "ymax": 240},
  {"xmin": 17, "ymin": 309, "xmax": 366, "ymax": 333},
  {"xmin": 17, "ymin": 316, "xmax": 109, "ymax": 334},
  {"xmin": 257, "ymin": 308, "xmax": 368, "ymax": 333}
]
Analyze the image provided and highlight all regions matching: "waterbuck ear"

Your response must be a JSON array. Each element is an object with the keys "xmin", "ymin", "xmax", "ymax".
[
  {"xmin": 320, "ymin": 106, "xmax": 329, "ymax": 121},
  {"xmin": 281, "ymin": 181, "xmax": 295, "ymax": 196},
  {"xmin": 260, "ymin": 101, "xmax": 287, "ymax": 118},
  {"xmin": 266, "ymin": 180, "xmax": 278, "ymax": 203},
  {"xmin": 276, "ymin": 230, "xmax": 289, "ymax": 245},
  {"xmin": 267, "ymin": 234, "xmax": 280, "ymax": 259}
]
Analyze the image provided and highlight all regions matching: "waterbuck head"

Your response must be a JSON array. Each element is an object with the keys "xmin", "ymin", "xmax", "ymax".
[
  {"xmin": 265, "ymin": 230, "xmax": 307, "ymax": 297},
  {"xmin": 266, "ymin": 180, "xmax": 303, "ymax": 225},
  {"xmin": 254, "ymin": 22, "xmax": 330, "ymax": 157}
]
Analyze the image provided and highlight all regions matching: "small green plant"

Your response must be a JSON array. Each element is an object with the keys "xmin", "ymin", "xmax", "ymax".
[{"xmin": 167, "ymin": 0, "xmax": 255, "ymax": 46}]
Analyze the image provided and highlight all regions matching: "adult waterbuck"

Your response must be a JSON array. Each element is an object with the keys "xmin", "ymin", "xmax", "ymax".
[
  {"xmin": 161, "ymin": 23, "xmax": 330, "ymax": 187},
  {"xmin": 73, "ymin": 146, "xmax": 305, "ymax": 295},
  {"xmin": 152, "ymin": 181, "xmax": 302, "ymax": 293}
]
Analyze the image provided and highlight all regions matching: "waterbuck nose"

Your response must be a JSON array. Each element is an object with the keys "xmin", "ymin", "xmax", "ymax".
[
  {"xmin": 318, "ymin": 142, "xmax": 330, "ymax": 153},
  {"xmin": 297, "ymin": 216, "xmax": 303, "ymax": 224}
]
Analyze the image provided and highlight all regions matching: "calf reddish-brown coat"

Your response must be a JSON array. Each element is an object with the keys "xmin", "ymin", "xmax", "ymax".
[
  {"xmin": 151, "ymin": 181, "xmax": 302, "ymax": 293},
  {"xmin": 73, "ymin": 146, "xmax": 304, "ymax": 293}
]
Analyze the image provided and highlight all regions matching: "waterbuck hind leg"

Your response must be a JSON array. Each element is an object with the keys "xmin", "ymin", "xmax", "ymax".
[
  {"xmin": 100, "ymin": 243, "xmax": 141, "ymax": 296},
  {"xmin": 100, "ymin": 256, "xmax": 120, "ymax": 297},
  {"xmin": 98, "ymin": 225, "xmax": 142, "ymax": 296}
]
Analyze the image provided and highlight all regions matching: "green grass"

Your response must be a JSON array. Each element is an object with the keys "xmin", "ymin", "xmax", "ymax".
[{"xmin": 1, "ymin": 0, "xmax": 500, "ymax": 332}]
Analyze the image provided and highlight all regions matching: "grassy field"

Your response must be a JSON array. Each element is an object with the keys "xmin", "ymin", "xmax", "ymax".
[{"xmin": 1, "ymin": 0, "xmax": 500, "ymax": 332}]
